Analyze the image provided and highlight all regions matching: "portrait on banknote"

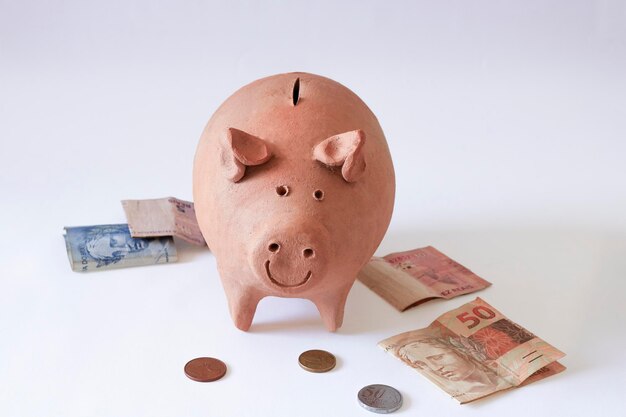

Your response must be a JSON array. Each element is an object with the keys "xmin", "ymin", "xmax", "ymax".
[
  {"xmin": 63, "ymin": 224, "xmax": 177, "ymax": 272},
  {"xmin": 388, "ymin": 327, "xmax": 509, "ymax": 400},
  {"xmin": 83, "ymin": 225, "xmax": 155, "ymax": 267}
]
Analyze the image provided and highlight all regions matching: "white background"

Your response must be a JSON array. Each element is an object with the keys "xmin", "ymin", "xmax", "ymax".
[{"xmin": 1, "ymin": 1, "xmax": 625, "ymax": 416}]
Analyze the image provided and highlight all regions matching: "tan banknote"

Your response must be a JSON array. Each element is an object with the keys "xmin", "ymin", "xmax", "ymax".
[
  {"xmin": 358, "ymin": 246, "xmax": 491, "ymax": 311},
  {"xmin": 379, "ymin": 297, "xmax": 566, "ymax": 404},
  {"xmin": 121, "ymin": 197, "xmax": 206, "ymax": 246}
]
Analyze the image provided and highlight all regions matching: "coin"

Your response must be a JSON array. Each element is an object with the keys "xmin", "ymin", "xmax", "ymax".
[
  {"xmin": 298, "ymin": 349, "xmax": 336, "ymax": 373},
  {"xmin": 357, "ymin": 384, "xmax": 403, "ymax": 414},
  {"xmin": 184, "ymin": 357, "xmax": 227, "ymax": 382}
]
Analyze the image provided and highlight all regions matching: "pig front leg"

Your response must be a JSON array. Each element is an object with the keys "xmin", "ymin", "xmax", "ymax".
[
  {"xmin": 222, "ymin": 282, "xmax": 264, "ymax": 331},
  {"xmin": 311, "ymin": 283, "xmax": 353, "ymax": 332}
]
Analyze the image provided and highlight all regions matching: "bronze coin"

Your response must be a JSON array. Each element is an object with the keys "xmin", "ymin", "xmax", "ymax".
[
  {"xmin": 298, "ymin": 349, "xmax": 336, "ymax": 373},
  {"xmin": 184, "ymin": 357, "xmax": 227, "ymax": 382}
]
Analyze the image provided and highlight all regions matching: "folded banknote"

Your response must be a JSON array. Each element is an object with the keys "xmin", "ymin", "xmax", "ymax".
[
  {"xmin": 63, "ymin": 224, "xmax": 177, "ymax": 272},
  {"xmin": 379, "ymin": 297, "xmax": 566, "ymax": 403},
  {"xmin": 121, "ymin": 197, "xmax": 206, "ymax": 246},
  {"xmin": 358, "ymin": 246, "xmax": 491, "ymax": 311}
]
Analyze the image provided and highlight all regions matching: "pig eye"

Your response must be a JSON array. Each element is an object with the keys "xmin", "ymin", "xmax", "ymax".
[
  {"xmin": 313, "ymin": 189, "xmax": 324, "ymax": 201},
  {"xmin": 276, "ymin": 185, "xmax": 289, "ymax": 196}
]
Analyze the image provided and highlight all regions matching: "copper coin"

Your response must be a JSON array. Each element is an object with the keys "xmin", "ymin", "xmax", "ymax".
[
  {"xmin": 184, "ymin": 357, "xmax": 227, "ymax": 382},
  {"xmin": 298, "ymin": 349, "xmax": 336, "ymax": 373}
]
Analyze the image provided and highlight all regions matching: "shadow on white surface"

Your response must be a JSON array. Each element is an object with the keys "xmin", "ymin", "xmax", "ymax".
[
  {"xmin": 250, "ymin": 316, "xmax": 326, "ymax": 333},
  {"xmin": 174, "ymin": 238, "xmax": 211, "ymax": 263},
  {"xmin": 393, "ymin": 388, "xmax": 413, "ymax": 414}
]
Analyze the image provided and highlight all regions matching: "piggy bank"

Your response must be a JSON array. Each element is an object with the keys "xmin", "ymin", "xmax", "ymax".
[{"xmin": 193, "ymin": 72, "xmax": 395, "ymax": 331}]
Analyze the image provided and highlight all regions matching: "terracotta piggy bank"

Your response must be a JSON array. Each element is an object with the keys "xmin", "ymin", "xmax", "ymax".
[{"xmin": 193, "ymin": 72, "xmax": 395, "ymax": 331}]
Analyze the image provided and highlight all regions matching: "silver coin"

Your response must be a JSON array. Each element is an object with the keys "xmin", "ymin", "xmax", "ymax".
[{"xmin": 357, "ymin": 384, "xmax": 403, "ymax": 414}]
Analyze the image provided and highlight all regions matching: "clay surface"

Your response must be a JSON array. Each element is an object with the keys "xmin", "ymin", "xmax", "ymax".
[{"xmin": 193, "ymin": 72, "xmax": 395, "ymax": 331}]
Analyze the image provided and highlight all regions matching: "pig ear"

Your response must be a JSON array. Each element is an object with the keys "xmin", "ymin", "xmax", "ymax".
[
  {"xmin": 220, "ymin": 128, "xmax": 273, "ymax": 182},
  {"xmin": 313, "ymin": 130, "xmax": 366, "ymax": 182}
]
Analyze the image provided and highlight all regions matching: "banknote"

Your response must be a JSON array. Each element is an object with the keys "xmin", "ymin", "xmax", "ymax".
[
  {"xmin": 63, "ymin": 224, "xmax": 177, "ymax": 272},
  {"xmin": 358, "ymin": 246, "xmax": 491, "ymax": 311},
  {"xmin": 121, "ymin": 197, "xmax": 206, "ymax": 246},
  {"xmin": 379, "ymin": 298, "xmax": 566, "ymax": 404}
]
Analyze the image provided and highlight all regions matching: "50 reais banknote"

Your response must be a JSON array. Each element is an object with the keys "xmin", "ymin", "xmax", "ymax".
[
  {"xmin": 379, "ymin": 298, "xmax": 565, "ymax": 404},
  {"xmin": 63, "ymin": 224, "xmax": 177, "ymax": 272}
]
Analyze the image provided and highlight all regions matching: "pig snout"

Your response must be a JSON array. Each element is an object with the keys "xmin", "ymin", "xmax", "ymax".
[{"xmin": 251, "ymin": 221, "xmax": 330, "ymax": 290}]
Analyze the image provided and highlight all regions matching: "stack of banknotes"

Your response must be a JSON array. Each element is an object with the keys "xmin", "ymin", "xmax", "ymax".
[{"xmin": 63, "ymin": 197, "xmax": 204, "ymax": 272}]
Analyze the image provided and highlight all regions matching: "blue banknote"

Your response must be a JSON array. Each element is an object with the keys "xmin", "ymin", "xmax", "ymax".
[{"xmin": 63, "ymin": 224, "xmax": 177, "ymax": 272}]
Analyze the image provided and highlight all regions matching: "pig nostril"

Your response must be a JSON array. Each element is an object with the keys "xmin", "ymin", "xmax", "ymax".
[
  {"xmin": 276, "ymin": 185, "xmax": 289, "ymax": 196},
  {"xmin": 313, "ymin": 189, "xmax": 324, "ymax": 201},
  {"xmin": 269, "ymin": 243, "xmax": 280, "ymax": 253},
  {"xmin": 303, "ymin": 248, "xmax": 314, "ymax": 258}
]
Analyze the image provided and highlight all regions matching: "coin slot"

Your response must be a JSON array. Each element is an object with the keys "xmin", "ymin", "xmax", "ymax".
[{"xmin": 292, "ymin": 77, "xmax": 300, "ymax": 106}]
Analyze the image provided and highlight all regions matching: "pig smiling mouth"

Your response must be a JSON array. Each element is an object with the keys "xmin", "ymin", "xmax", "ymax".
[{"xmin": 264, "ymin": 260, "xmax": 312, "ymax": 288}]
